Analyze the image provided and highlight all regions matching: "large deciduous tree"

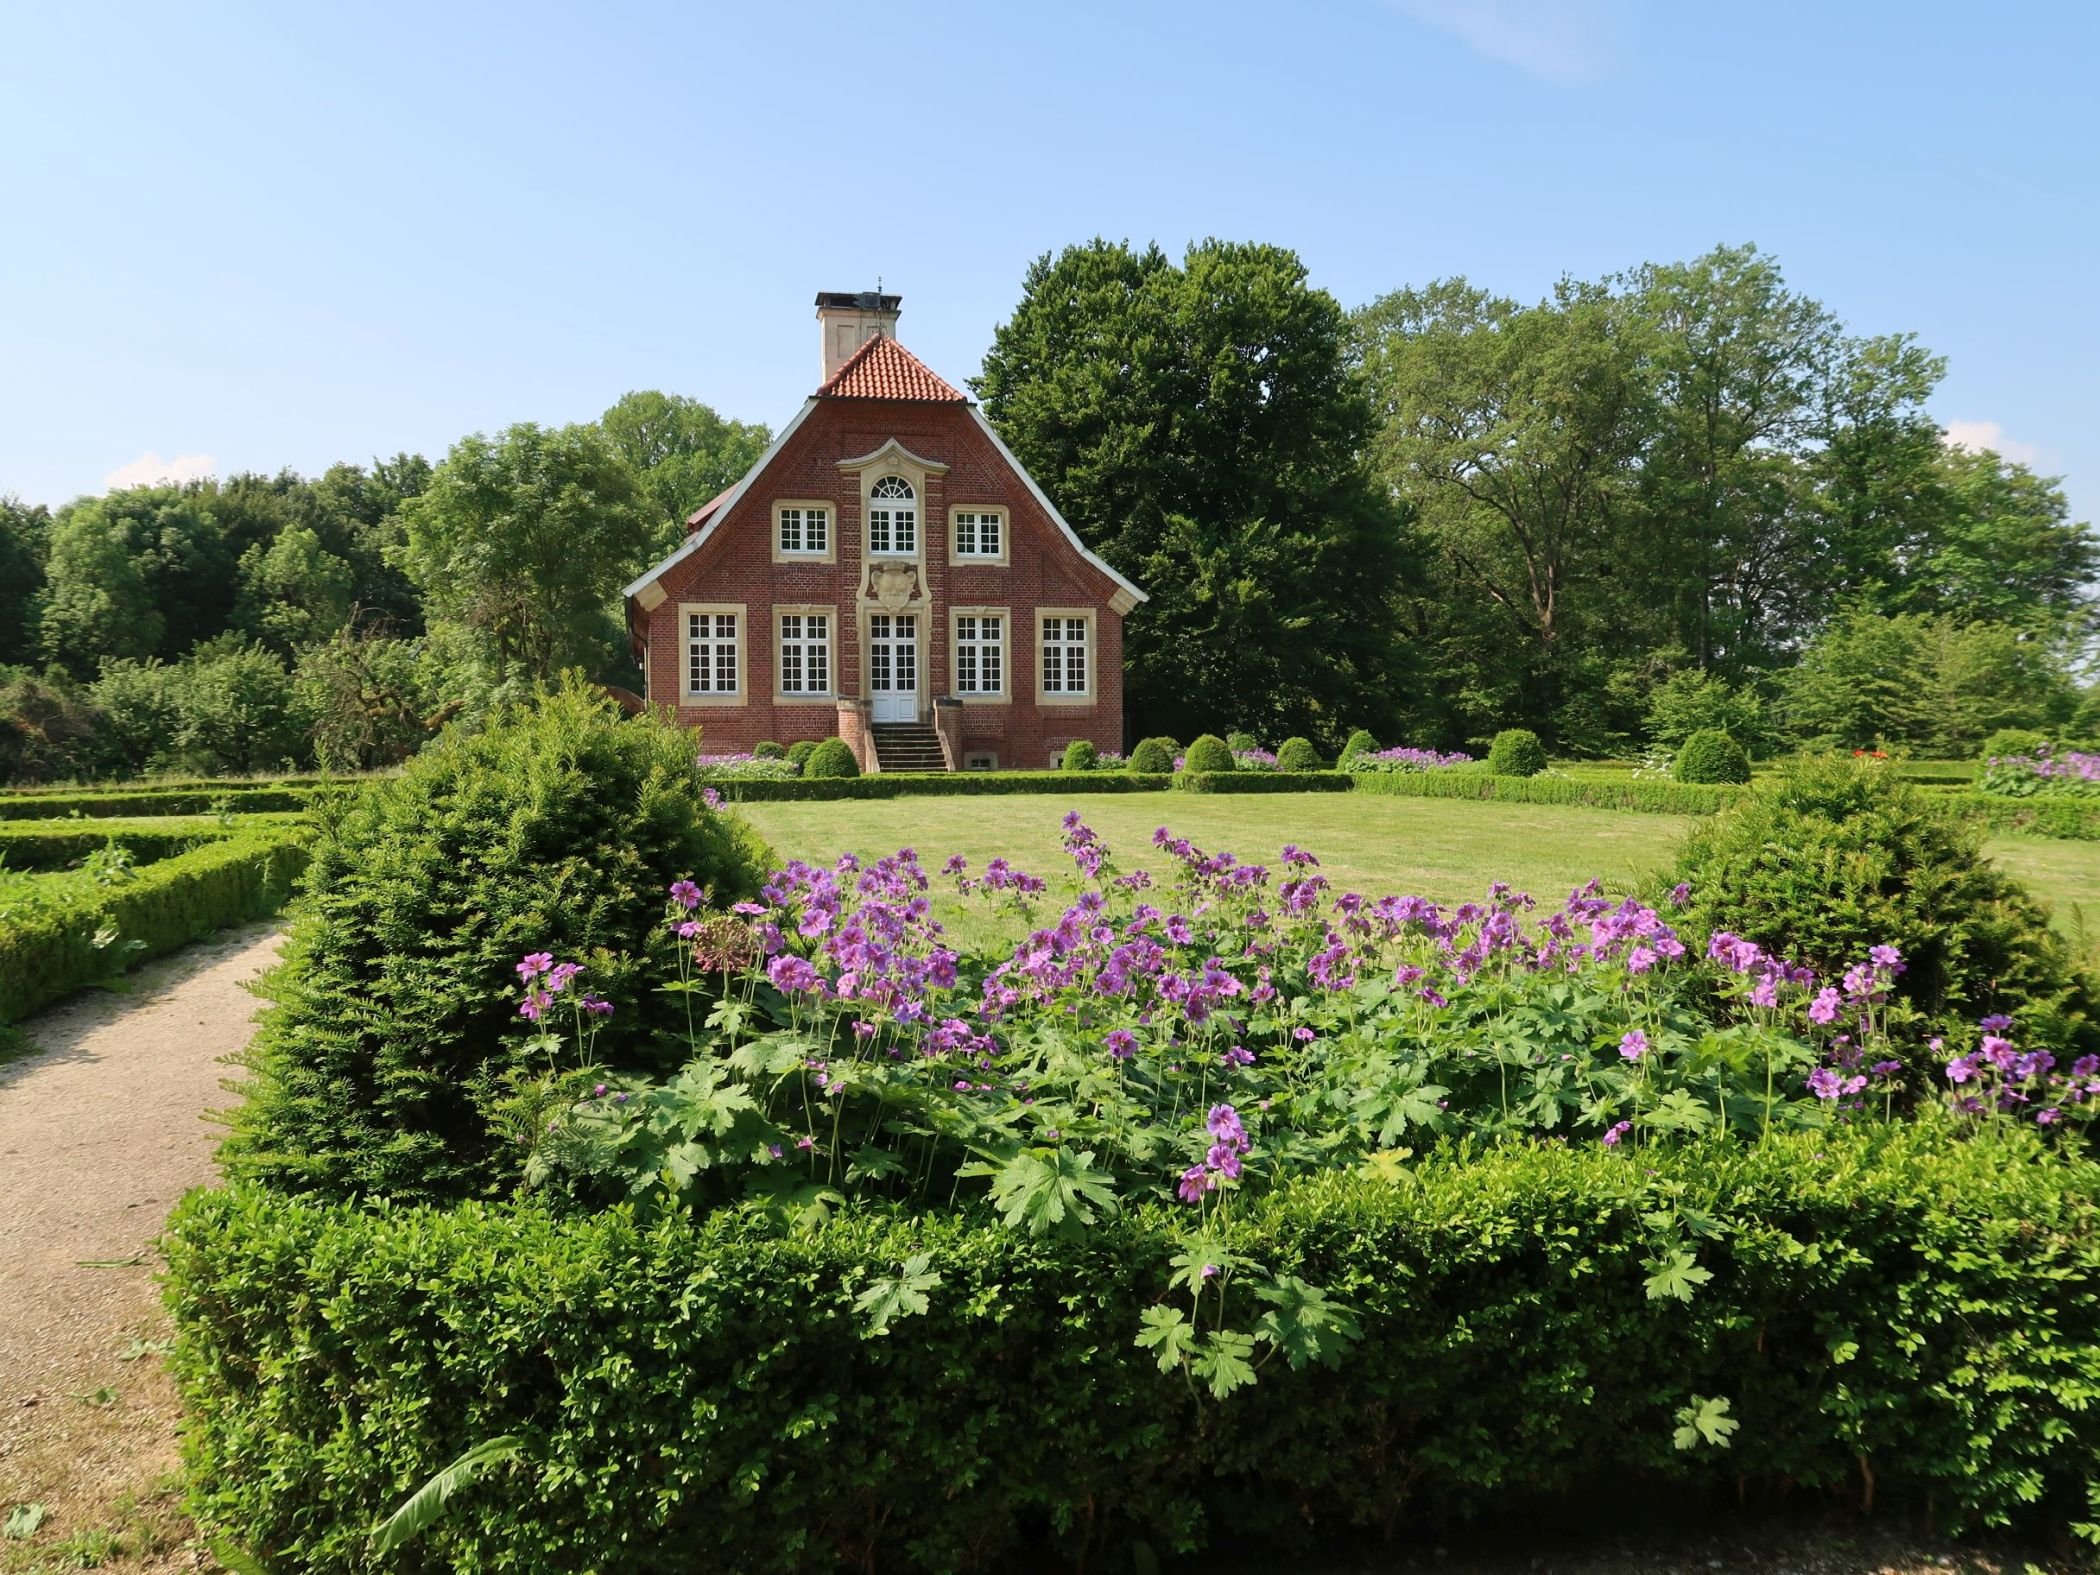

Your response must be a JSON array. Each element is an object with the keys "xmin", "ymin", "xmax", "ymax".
[
  {"xmin": 399, "ymin": 423, "xmax": 653, "ymax": 684},
  {"xmin": 0, "ymin": 496, "xmax": 50, "ymax": 668},
  {"xmin": 597, "ymin": 391, "xmax": 771, "ymax": 560},
  {"xmin": 975, "ymin": 238, "xmax": 1413, "ymax": 743}
]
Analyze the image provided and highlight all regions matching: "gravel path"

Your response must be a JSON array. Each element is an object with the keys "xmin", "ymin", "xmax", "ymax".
[{"xmin": 0, "ymin": 923, "xmax": 282, "ymax": 1569}]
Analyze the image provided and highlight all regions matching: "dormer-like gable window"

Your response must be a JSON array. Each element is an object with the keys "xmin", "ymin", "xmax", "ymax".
[{"xmin": 868, "ymin": 475, "xmax": 917, "ymax": 557}]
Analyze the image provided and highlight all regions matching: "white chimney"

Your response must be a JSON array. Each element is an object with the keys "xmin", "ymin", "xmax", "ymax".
[{"xmin": 815, "ymin": 290, "xmax": 902, "ymax": 382}]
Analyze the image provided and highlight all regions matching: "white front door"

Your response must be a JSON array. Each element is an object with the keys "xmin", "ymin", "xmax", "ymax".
[{"xmin": 869, "ymin": 612, "xmax": 918, "ymax": 723}]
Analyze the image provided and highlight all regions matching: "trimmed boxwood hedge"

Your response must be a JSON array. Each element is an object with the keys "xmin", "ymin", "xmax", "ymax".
[
  {"xmin": 0, "ymin": 785, "xmax": 328, "ymax": 821},
  {"xmin": 711, "ymin": 772, "xmax": 1175, "ymax": 802},
  {"xmin": 0, "ymin": 829, "xmax": 309, "ymax": 1021},
  {"xmin": 166, "ymin": 1124, "xmax": 2100, "ymax": 1572},
  {"xmin": 1955, "ymin": 792, "xmax": 2100, "ymax": 842},
  {"xmin": 0, "ymin": 813, "xmax": 306, "ymax": 872},
  {"xmin": 1172, "ymin": 770, "xmax": 1353, "ymax": 794},
  {"xmin": 1352, "ymin": 770, "xmax": 1743, "ymax": 816}
]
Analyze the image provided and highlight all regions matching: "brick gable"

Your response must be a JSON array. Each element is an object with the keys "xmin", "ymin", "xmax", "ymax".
[{"xmin": 627, "ymin": 345, "xmax": 1141, "ymax": 772}]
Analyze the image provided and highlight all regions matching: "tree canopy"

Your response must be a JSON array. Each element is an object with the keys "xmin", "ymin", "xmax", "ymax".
[{"xmin": 975, "ymin": 237, "xmax": 1415, "ymax": 741}]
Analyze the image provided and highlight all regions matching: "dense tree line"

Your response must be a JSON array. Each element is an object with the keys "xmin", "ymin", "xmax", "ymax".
[
  {"xmin": 981, "ymin": 239, "xmax": 2096, "ymax": 753},
  {"xmin": 0, "ymin": 394, "xmax": 766, "ymax": 782},
  {"xmin": 3, "ymin": 239, "xmax": 2091, "ymax": 782}
]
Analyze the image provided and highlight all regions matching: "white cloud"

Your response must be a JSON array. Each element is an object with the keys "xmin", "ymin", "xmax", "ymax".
[
  {"xmin": 102, "ymin": 450, "xmax": 217, "ymax": 491},
  {"xmin": 1385, "ymin": 0, "xmax": 1610, "ymax": 83},
  {"xmin": 1941, "ymin": 421, "xmax": 2041, "ymax": 466}
]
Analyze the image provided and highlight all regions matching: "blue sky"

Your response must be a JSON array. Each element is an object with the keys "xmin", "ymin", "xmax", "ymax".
[{"xmin": 3, "ymin": 1, "xmax": 2095, "ymax": 526}]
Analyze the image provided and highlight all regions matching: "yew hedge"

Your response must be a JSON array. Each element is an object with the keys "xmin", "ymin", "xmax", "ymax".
[
  {"xmin": 1351, "ymin": 769, "xmax": 1744, "ymax": 816},
  {"xmin": 167, "ymin": 1125, "xmax": 2100, "ymax": 1573}
]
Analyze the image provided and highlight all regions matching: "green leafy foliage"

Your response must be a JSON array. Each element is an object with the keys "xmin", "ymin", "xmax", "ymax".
[
  {"xmin": 1225, "ymin": 731, "xmax": 1260, "ymax": 754},
  {"xmin": 1673, "ymin": 753, "xmax": 2099, "ymax": 1050},
  {"xmin": 802, "ymin": 738, "xmax": 859, "ymax": 779},
  {"xmin": 784, "ymin": 740, "xmax": 817, "ymax": 772},
  {"xmin": 1275, "ymin": 737, "xmax": 1323, "ymax": 772},
  {"xmin": 1060, "ymin": 739, "xmax": 1099, "ymax": 772},
  {"xmin": 751, "ymin": 741, "xmax": 785, "ymax": 760},
  {"xmin": 1128, "ymin": 737, "xmax": 1176, "ymax": 774},
  {"xmin": 1182, "ymin": 735, "xmax": 1234, "ymax": 773},
  {"xmin": 1485, "ymin": 729, "xmax": 1547, "ymax": 777},
  {"xmin": 1339, "ymin": 729, "xmax": 1378, "ymax": 763},
  {"xmin": 167, "ymin": 1126, "xmax": 2100, "ymax": 1569},
  {"xmin": 1674, "ymin": 729, "xmax": 1751, "ymax": 785},
  {"xmin": 1672, "ymin": 1395, "xmax": 1738, "ymax": 1452},
  {"xmin": 223, "ymin": 682, "xmax": 771, "ymax": 1202}
]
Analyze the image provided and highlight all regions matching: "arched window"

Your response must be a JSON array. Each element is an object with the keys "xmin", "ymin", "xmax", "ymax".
[{"xmin": 868, "ymin": 475, "xmax": 916, "ymax": 556}]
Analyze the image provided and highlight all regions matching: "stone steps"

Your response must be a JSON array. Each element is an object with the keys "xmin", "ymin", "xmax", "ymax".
[{"xmin": 870, "ymin": 724, "xmax": 947, "ymax": 774}]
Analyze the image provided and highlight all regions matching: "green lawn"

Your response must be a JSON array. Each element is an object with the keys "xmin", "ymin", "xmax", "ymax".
[{"xmin": 735, "ymin": 791, "xmax": 2098, "ymax": 950}]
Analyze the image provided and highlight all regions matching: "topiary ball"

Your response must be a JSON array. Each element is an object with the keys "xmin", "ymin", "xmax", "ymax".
[
  {"xmin": 752, "ymin": 740, "xmax": 786, "ymax": 760},
  {"xmin": 1276, "ymin": 736, "xmax": 1323, "ymax": 772},
  {"xmin": 221, "ymin": 680, "xmax": 774, "ymax": 1206},
  {"xmin": 1061, "ymin": 739, "xmax": 1099, "ymax": 772},
  {"xmin": 1224, "ymin": 731, "xmax": 1259, "ymax": 754},
  {"xmin": 785, "ymin": 740, "xmax": 817, "ymax": 771},
  {"xmin": 1673, "ymin": 753, "xmax": 2097, "ymax": 1053},
  {"xmin": 1674, "ymin": 729, "xmax": 1751, "ymax": 785},
  {"xmin": 804, "ymin": 738, "xmax": 860, "ymax": 778},
  {"xmin": 1128, "ymin": 737, "xmax": 1175, "ymax": 774},
  {"xmin": 1183, "ymin": 734, "xmax": 1235, "ymax": 773},
  {"xmin": 1339, "ymin": 728, "xmax": 1378, "ymax": 763},
  {"xmin": 1485, "ymin": 728, "xmax": 1547, "ymax": 778}
]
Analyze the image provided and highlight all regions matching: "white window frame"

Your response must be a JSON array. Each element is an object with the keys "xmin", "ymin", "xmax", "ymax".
[
  {"xmin": 772, "ymin": 501, "xmax": 835, "ymax": 564},
  {"xmin": 867, "ymin": 474, "xmax": 918, "ymax": 559},
  {"xmin": 773, "ymin": 605, "xmax": 836, "ymax": 703},
  {"xmin": 1036, "ymin": 608, "xmax": 1094, "ymax": 705},
  {"xmin": 948, "ymin": 505, "xmax": 1009, "ymax": 566},
  {"xmin": 950, "ymin": 605, "xmax": 1009, "ymax": 703},
  {"xmin": 681, "ymin": 602, "xmax": 746, "ymax": 706},
  {"xmin": 964, "ymin": 751, "xmax": 998, "ymax": 771}
]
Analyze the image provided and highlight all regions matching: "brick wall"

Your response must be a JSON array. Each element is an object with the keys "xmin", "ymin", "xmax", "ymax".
[{"xmin": 638, "ymin": 396, "xmax": 1131, "ymax": 769}]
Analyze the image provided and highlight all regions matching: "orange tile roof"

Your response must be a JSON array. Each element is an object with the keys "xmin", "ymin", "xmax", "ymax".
[
  {"xmin": 816, "ymin": 335, "xmax": 966, "ymax": 402},
  {"xmin": 683, "ymin": 485, "xmax": 734, "ymax": 531}
]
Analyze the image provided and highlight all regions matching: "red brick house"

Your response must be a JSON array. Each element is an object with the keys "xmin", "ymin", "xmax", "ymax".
[{"xmin": 624, "ymin": 292, "xmax": 1145, "ymax": 772}]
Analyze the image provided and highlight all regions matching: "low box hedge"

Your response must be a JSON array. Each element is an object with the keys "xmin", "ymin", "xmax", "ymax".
[
  {"xmin": 1172, "ymin": 770, "xmax": 1353, "ymax": 794},
  {"xmin": 711, "ymin": 771, "xmax": 1174, "ymax": 802},
  {"xmin": 0, "ymin": 829, "xmax": 310, "ymax": 1021},
  {"xmin": 1352, "ymin": 770, "xmax": 1743, "ymax": 816},
  {"xmin": 166, "ymin": 1125, "xmax": 2100, "ymax": 1572},
  {"xmin": 0, "ymin": 773, "xmax": 345, "ymax": 799},
  {"xmin": 0, "ymin": 785, "xmax": 331, "ymax": 821},
  {"xmin": 0, "ymin": 813, "xmax": 303, "ymax": 872},
  {"xmin": 1953, "ymin": 792, "xmax": 2100, "ymax": 842}
]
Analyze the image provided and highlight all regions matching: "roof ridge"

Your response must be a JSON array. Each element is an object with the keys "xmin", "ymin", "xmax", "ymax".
[{"xmin": 815, "ymin": 336, "xmax": 966, "ymax": 402}]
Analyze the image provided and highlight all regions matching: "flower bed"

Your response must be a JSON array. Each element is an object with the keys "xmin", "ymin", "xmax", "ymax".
[
  {"xmin": 1349, "ymin": 746, "xmax": 1475, "ymax": 773},
  {"xmin": 1980, "ymin": 745, "xmax": 2100, "ymax": 799},
  {"xmin": 694, "ymin": 752, "xmax": 799, "ymax": 780}
]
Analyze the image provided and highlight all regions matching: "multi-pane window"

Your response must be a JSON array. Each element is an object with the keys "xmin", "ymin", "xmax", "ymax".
[
  {"xmin": 953, "ymin": 510, "xmax": 1002, "ymax": 558},
  {"xmin": 686, "ymin": 611, "xmax": 739, "ymax": 696},
  {"xmin": 778, "ymin": 612, "xmax": 830, "ymax": 695},
  {"xmin": 954, "ymin": 613, "xmax": 1005, "ymax": 696},
  {"xmin": 868, "ymin": 475, "xmax": 916, "ymax": 555},
  {"xmin": 778, "ymin": 505, "xmax": 829, "ymax": 555},
  {"xmin": 1041, "ymin": 615, "xmax": 1088, "ymax": 696}
]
